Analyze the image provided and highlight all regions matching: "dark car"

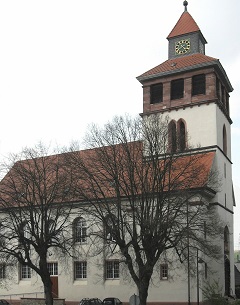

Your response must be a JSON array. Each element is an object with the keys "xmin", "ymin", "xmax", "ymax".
[
  {"xmin": 79, "ymin": 298, "xmax": 102, "ymax": 305},
  {"xmin": 103, "ymin": 298, "xmax": 122, "ymax": 305},
  {"xmin": 0, "ymin": 300, "xmax": 10, "ymax": 305}
]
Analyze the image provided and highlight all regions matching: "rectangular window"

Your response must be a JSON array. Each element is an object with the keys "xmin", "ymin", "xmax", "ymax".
[
  {"xmin": 221, "ymin": 85, "xmax": 225, "ymax": 106},
  {"xmin": 74, "ymin": 261, "xmax": 87, "ymax": 279},
  {"xmin": 20, "ymin": 265, "xmax": 31, "ymax": 279},
  {"xmin": 105, "ymin": 260, "xmax": 119, "ymax": 279},
  {"xmin": 216, "ymin": 77, "xmax": 220, "ymax": 99},
  {"xmin": 74, "ymin": 218, "xmax": 87, "ymax": 243},
  {"xmin": 171, "ymin": 79, "xmax": 184, "ymax": 100},
  {"xmin": 47, "ymin": 262, "xmax": 58, "ymax": 276},
  {"xmin": 205, "ymin": 263, "xmax": 208, "ymax": 279},
  {"xmin": 192, "ymin": 74, "xmax": 206, "ymax": 95},
  {"xmin": 160, "ymin": 264, "xmax": 168, "ymax": 280},
  {"xmin": 225, "ymin": 93, "xmax": 229, "ymax": 114},
  {"xmin": 0, "ymin": 264, "xmax": 6, "ymax": 279},
  {"xmin": 150, "ymin": 83, "xmax": 163, "ymax": 104},
  {"xmin": 204, "ymin": 221, "xmax": 207, "ymax": 239}
]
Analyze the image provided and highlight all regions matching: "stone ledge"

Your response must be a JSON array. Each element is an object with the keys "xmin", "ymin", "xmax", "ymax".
[{"xmin": 20, "ymin": 298, "xmax": 65, "ymax": 305}]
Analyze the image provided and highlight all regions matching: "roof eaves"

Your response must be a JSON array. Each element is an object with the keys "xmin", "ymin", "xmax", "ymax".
[
  {"xmin": 167, "ymin": 30, "xmax": 206, "ymax": 41},
  {"xmin": 137, "ymin": 60, "xmax": 233, "ymax": 92},
  {"xmin": 137, "ymin": 60, "xmax": 218, "ymax": 82}
]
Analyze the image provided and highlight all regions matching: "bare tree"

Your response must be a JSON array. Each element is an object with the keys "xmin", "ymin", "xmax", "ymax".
[
  {"xmin": 68, "ymin": 114, "xmax": 222, "ymax": 305},
  {"xmin": 0, "ymin": 143, "xmax": 76, "ymax": 305}
]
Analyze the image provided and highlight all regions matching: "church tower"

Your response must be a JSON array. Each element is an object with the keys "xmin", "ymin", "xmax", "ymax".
[{"xmin": 137, "ymin": 0, "xmax": 235, "ymax": 300}]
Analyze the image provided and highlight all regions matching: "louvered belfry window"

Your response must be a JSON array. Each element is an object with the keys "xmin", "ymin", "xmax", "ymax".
[
  {"xmin": 192, "ymin": 74, "xmax": 206, "ymax": 95},
  {"xmin": 171, "ymin": 79, "xmax": 184, "ymax": 100},
  {"xmin": 150, "ymin": 83, "xmax": 163, "ymax": 104}
]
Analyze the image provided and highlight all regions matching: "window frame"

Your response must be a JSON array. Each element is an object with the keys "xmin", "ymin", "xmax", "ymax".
[
  {"xmin": 105, "ymin": 214, "xmax": 117, "ymax": 242},
  {"xmin": 223, "ymin": 125, "xmax": 227, "ymax": 155},
  {"xmin": 171, "ymin": 78, "xmax": 184, "ymax": 100},
  {"xmin": 150, "ymin": 83, "xmax": 163, "ymax": 104},
  {"xmin": 74, "ymin": 217, "xmax": 87, "ymax": 244},
  {"xmin": 178, "ymin": 120, "xmax": 186, "ymax": 152},
  {"xmin": 160, "ymin": 264, "xmax": 168, "ymax": 280},
  {"xmin": 74, "ymin": 261, "xmax": 87, "ymax": 280},
  {"xmin": 168, "ymin": 121, "xmax": 177, "ymax": 153},
  {"xmin": 47, "ymin": 262, "xmax": 58, "ymax": 276},
  {"xmin": 20, "ymin": 264, "xmax": 31, "ymax": 280},
  {"xmin": 192, "ymin": 74, "xmax": 206, "ymax": 96},
  {"xmin": 105, "ymin": 260, "xmax": 119, "ymax": 279},
  {"xmin": 0, "ymin": 264, "xmax": 6, "ymax": 279}
]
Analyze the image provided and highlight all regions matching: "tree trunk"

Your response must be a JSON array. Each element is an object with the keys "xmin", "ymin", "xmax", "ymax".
[
  {"xmin": 138, "ymin": 278, "xmax": 150, "ymax": 305},
  {"xmin": 39, "ymin": 256, "xmax": 53, "ymax": 305},
  {"xmin": 43, "ymin": 275, "xmax": 53, "ymax": 305}
]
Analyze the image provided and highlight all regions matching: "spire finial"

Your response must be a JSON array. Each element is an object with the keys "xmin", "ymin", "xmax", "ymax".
[{"xmin": 183, "ymin": 1, "xmax": 188, "ymax": 12}]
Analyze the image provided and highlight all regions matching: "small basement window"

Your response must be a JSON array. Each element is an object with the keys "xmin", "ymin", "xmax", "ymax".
[
  {"xmin": 192, "ymin": 74, "xmax": 206, "ymax": 95},
  {"xmin": 150, "ymin": 83, "xmax": 163, "ymax": 104},
  {"xmin": 171, "ymin": 79, "xmax": 184, "ymax": 100}
]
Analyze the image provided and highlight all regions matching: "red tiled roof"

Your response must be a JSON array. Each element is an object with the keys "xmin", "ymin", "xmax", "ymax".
[
  {"xmin": 137, "ymin": 53, "xmax": 218, "ymax": 81},
  {"xmin": 167, "ymin": 11, "xmax": 200, "ymax": 39},
  {"xmin": 0, "ymin": 143, "xmax": 216, "ymax": 205}
]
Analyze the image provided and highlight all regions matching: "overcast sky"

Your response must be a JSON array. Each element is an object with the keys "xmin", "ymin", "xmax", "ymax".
[{"xmin": 0, "ymin": 0, "xmax": 239, "ymax": 247}]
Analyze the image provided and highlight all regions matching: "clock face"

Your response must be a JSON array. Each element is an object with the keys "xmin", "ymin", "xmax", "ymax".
[{"xmin": 175, "ymin": 39, "xmax": 191, "ymax": 55}]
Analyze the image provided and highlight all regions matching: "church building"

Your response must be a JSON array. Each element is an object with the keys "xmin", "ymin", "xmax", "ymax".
[{"xmin": 0, "ymin": 1, "xmax": 235, "ymax": 305}]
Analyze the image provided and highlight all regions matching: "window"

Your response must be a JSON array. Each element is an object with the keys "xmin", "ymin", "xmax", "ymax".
[
  {"xmin": 74, "ymin": 261, "xmax": 87, "ymax": 279},
  {"xmin": 205, "ymin": 263, "xmax": 208, "ymax": 279},
  {"xmin": 20, "ymin": 265, "xmax": 31, "ymax": 279},
  {"xmin": 74, "ymin": 217, "xmax": 87, "ymax": 243},
  {"xmin": 223, "ymin": 125, "xmax": 227, "ymax": 155},
  {"xmin": 150, "ymin": 83, "xmax": 163, "ymax": 104},
  {"xmin": 216, "ymin": 77, "xmax": 220, "ymax": 100},
  {"xmin": 0, "ymin": 264, "xmax": 6, "ymax": 279},
  {"xmin": 225, "ymin": 93, "xmax": 229, "ymax": 114},
  {"xmin": 192, "ymin": 74, "xmax": 206, "ymax": 95},
  {"xmin": 47, "ymin": 262, "xmax": 58, "ymax": 276},
  {"xmin": 105, "ymin": 260, "xmax": 119, "ymax": 279},
  {"xmin": 203, "ymin": 221, "xmax": 207, "ymax": 239},
  {"xmin": 179, "ymin": 120, "xmax": 186, "ymax": 152},
  {"xmin": 105, "ymin": 215, "xmax": 117, "ymax": 242},
  {"xmin": 19, "ymin": 222, "xmax": 31, "ymax": 245},
  {"xmin": 221, "ymin": 85, "xmax": 225, "ymax": 106},
  {"xmin": 160, "ymin": 264, "xmax": 168, "ymax": 280},
  {"xmin": 224, "ymin": 226, "xmax": 230, "ymax": 255},
  {"xmin": 168, "ymin": 121, "xmax": 177, "ymax": 153},
  {"xmin": 171, "ymin": 79, "xmax": 184, "ymax": 100}
]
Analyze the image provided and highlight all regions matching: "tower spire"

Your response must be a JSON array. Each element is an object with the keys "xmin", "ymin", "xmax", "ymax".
[{"xmin": 183, "ymin": 0, "xmax": 188, "ymax": 12}]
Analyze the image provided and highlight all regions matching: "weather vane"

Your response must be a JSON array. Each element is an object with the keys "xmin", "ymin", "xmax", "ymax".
[{"xmin": 183, "ymin": 0, "xmax": 188, "ymax": 11}]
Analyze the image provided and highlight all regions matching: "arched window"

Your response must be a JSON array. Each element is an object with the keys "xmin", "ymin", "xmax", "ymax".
[
  {"xmin": 73, "ymin": 217, "xmax": 87, "ymax": 243},
  {"xmin": 19, "ymin": 222, "xmax": 31, "ymax": 245},
  {"xmin": 225, "ymin": 94, "xmax": 230, "ymax": 115},
  {"xmin": 168, "ymin": 121, "xmax": 177, "ymax": 153},
  {"xmin": 105, "ymin": 214, "xmax": 117, "ymax": 242},
  {"xmin": 223, "ymin": 125, "xmax": 227, "ymax": 155},
  {"xmin": 178, "ymin": 120, "xmax": 186, "ymax": 152},
  {"xmin": 224, "ymin": 226, "xmax": 230, "ymax": 255},
  {"xmin": 224, "ymin": 226, "xmax": 230, "ymax": 296},
  {"xmin": 20, "ymin": 222, "xmax": 30, "ymax": 240}
]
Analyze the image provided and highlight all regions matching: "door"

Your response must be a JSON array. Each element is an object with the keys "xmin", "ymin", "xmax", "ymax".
[
  {"xmin": 51, "ymin": 276, "xmax": 59, "ymax": 298},
  {"xmin": 47, "ymin": 262, "xmax": 58, "ymax": 298}
]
